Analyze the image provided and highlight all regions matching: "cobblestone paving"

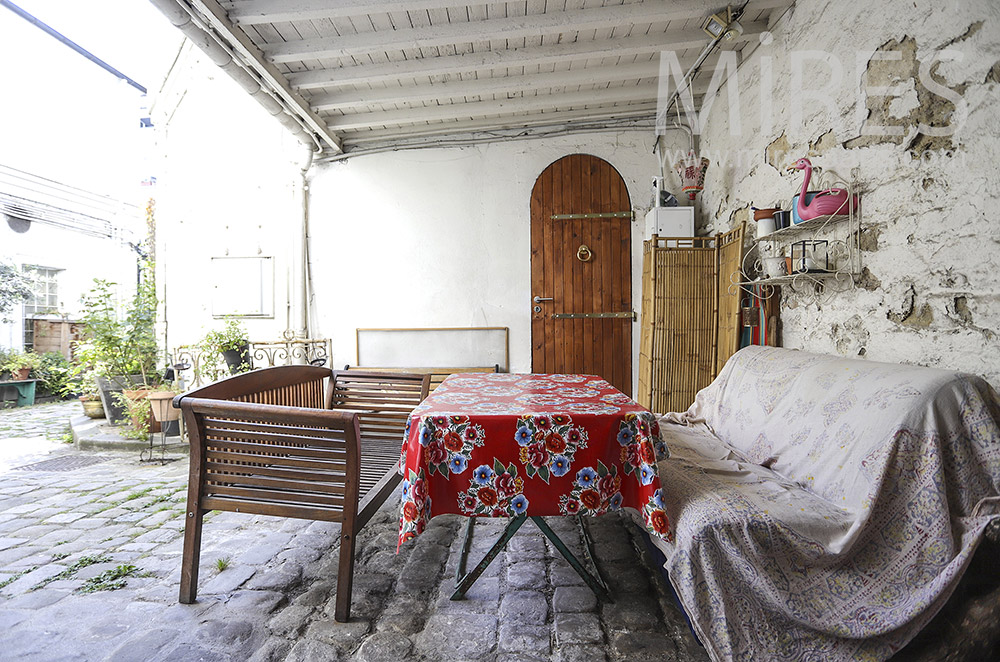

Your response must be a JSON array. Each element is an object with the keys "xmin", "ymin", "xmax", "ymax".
[{"xmin": 0, "ymin": 403, "xmax": 708, "ymax": 662}]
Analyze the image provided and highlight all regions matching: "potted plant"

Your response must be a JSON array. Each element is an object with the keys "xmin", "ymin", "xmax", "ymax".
[
  {"xmin": 77, "ymin": 275, "xmax": 159, "ymax": 424},
  {"xmin": 79, "ymin": 391, "xmax": 105, "ymax": 419},
  {"xmin": 1, "ymin": 350, "xmax": 43, "ymax": 380},
  {"xmin": 202, "ymin": 319, "xmax": 251, "ymax": 375}
]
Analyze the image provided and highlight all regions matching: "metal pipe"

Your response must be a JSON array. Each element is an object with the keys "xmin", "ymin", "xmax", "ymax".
[{"xmin": 1, "ymin": 0, "xmax": 146, "ymax": 93}]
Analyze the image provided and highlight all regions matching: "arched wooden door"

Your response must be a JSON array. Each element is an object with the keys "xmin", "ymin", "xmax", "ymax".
[{"xmin": 530, "ymin": 154, "xmax": 632, "ymax": 395}]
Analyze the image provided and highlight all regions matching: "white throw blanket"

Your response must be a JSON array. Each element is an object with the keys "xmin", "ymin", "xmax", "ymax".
[{"xmin": 655, "ymin": 346, "xmax": 1000, "ymax": 661}]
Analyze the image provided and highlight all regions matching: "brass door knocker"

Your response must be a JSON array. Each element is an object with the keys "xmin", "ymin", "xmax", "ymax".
[{"xmin": 577, "ymin": 244, "xmax": 593, "ymax": 262}]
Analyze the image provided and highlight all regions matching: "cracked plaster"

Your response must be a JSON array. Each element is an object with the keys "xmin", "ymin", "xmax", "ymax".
[{"xmin": 691, "ymin": 0, "xmax": 1000, "ymax": 385}]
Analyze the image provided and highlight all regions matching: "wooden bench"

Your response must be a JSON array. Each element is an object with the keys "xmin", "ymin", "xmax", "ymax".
[
  {"xmin": 343, "ymin": 364, "xmax": 500, "ymax": 391},
  {"xmin": 174, "ymin": 366, "xmax": 429, "ymax": 622},
  {"xmin": 0, "ymin": 379, "xmax": 38, "ymax": 408}
]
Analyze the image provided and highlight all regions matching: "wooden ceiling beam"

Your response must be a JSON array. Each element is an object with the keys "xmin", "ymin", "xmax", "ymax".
[
  {"xmin": 288, "ymin": 23, "xmax": 764, "ymax": 91},
  {"xmin": 322, "ymin": 82, "xmax": 723, "ymax": 131},
  {"xmin": 338, "ymin": 104, "xmax": 664, "ymax": 146},
  {"xmin": 309, "ymin": 52, "xmax": 733, "ymax": 112},
  {"xmin": 265, "ymin": 1, "xmax": 771, "ymax": 63},
  {"xmin": 226, "ymin": 0, "xmax": 472, "ymax": 25}
]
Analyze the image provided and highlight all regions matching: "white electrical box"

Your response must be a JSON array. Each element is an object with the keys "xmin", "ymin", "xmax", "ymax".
[{"xmin": 644, "ymin": 206, "xmax": 694, "ymax": 240}]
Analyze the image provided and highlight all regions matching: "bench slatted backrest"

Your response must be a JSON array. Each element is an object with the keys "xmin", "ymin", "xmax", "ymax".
[
  {"xmin": 177, "ymin": 366, "xmax": 358, "ymax": 523},
  {"xmin": 327, "ymin": 370, "xmax": 430, "ymax": 528},
  {"xmin": 343, "ymin": 365, "xmax": 499, "ymax": 391},
  {"xmin": 186, "ymin": 397, "xmax": 359, "ymax": 523}
]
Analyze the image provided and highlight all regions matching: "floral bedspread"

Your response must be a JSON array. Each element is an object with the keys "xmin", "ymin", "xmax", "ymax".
[
  {"xmin": 654, "ymin": 346, "xmax": 1000, "ymax": 662},
  {"xmin": 398, "ymin": 373, "xmax": 670, "ymax": 548}
]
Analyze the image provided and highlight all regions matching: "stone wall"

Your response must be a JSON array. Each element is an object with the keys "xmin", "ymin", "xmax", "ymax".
[{"xmin": 689, "ymin": 0, "xmax": 1000, "ymax": 385}]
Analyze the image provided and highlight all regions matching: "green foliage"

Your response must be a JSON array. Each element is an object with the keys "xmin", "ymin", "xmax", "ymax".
[
  {"xmin": 1, "ymin": 349, "xmax": 43, "ymax": 374},
  {"xmin": 196, "ymin": 318, "xmax": 251, "ymax": 381},
  {"xmin": 0, "ymin": 261, "xmax": 32, "ymax": 323},
  {"xmin": 112, "ymin": 391, "xmax": 151, "ymax": 439},
  {"xmin": 76, "ymin": 266, "xmax": 160, "ymax": 385},
  {"xmin": 202, "ymin": 318, "xmax": 249, "ymax": 353},
  {"xmin": 77, "ymin": 563, "xmax": 145, "ymax": 593},
  {"xmin": 215, "ymin": 557, "xmax": 231, "ymax": 572},
  {"xmin": 34, "ymin": 352, "xmax": 75, "ymax": 397}
]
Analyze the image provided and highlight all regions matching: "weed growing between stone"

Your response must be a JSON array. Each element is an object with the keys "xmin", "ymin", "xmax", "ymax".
[
  {"xmin": 215, "ymin": 557, "xmax": 231, "ymax": 572},
  {"xmin": 31, "ymin": 554, "xmax": 111, "ymax": 591},
  {"xmin": 78, "ymin": 564, "xmax": 149, "ymax": 593}
]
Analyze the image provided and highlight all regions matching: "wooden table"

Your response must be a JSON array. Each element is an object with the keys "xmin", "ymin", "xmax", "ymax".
[{"xmin": 398, "ymin": 373, "xmax": 671, "ymax": 599}]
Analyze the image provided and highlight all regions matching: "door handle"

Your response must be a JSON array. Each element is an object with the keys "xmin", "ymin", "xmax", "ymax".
[{"xmin": 533, "ymin": 296, "xmax": 554, "ymax": 303}]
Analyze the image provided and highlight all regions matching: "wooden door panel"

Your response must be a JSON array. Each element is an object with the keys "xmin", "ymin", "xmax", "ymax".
[{"xmin": 530, "ymin": 154, "xmax": 632, "ymax": 395}]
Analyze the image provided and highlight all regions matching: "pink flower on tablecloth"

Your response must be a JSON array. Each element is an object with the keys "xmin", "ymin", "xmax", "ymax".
[
  {"xmin": 527, "ymin": 442, "xmax": 548, "ymax": 468},
  {"xmin": 427, "ymin": 439, "xmax": 447, "ymax": 465},
  {"xmin": 496, "ymin": 472, "xmax": 516, "ymax": 498},
  {"xmin": 597, "ymin": 473, "xmax": 617, "ymax": 498}
]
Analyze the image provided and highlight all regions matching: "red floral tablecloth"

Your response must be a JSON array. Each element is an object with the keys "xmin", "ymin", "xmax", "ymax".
[{"xmin": 398, "ymin": 373, "xmax": 671, "ymax": 548}]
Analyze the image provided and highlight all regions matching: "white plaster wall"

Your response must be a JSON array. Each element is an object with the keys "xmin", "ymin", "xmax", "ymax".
[
  {"xmin": 307, "ymin": 131, "xmax": 683, "ymax": 391},
  {"xmin": 694, "ymin": 0, "xmax": 1000, "ymax": 386},
  {"xmin": 151, "ymin": 44, "xmax": 306, "ymax": 354}
]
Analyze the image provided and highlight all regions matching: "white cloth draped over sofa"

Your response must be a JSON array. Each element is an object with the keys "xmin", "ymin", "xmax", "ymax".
[{"xmin": 652, "ymin": 346, "xmax": 1000, "ymax": 662}]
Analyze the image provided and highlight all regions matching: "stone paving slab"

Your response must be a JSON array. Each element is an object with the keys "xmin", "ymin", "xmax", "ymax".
[{"xmin": 0, "ymin": 400, "xmax": 710, "ymax": 661}]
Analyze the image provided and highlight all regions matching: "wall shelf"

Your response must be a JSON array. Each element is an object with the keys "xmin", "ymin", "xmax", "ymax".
[{"xmin": 734, "ymin": 167, "xmax": 862, "ymax": 305}]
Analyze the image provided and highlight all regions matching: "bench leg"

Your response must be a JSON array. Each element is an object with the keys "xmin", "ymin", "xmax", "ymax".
[
  {"xmin": 179, "ymin": 508, "xmax": 204, "ymax": 604},
  {"xmin": 334, "ymin": 528, "xmax": 356, "ymax": 622}
]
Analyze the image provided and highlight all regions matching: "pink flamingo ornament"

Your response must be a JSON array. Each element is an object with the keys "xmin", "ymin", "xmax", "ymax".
[{"xmin": 787, "ymin": 158, "xmax": 859, "ymax": 221}]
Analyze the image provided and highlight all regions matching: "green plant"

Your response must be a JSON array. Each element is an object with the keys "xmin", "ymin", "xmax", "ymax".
[
  {"xmin": 35, "ymin": 352, "xmax": 75, "ymax": 397},
  {"xmin": 1, "ymin": 349, "xmax": 43, "ymax": 374},
  {"xmin": 112, "ymin": 391, "xmax": 151, "ymax": 439},
  {"xmin": 215, "ymin": 557, "xmax": 231, "ymax": 572},
  {"xmin": 0, "ymin": 261, "xmax": 32, "ymax": 323},
  {"xmin": 203, "ymin": 319, "xmax": 249, "ymax": 353},
  {"xmin": 76, "ymin": 267, "xmax": 160, "ymax": 386},
  {"xmin": 77, "ymin": 563, "xmax": 146, "ymax": 593}
]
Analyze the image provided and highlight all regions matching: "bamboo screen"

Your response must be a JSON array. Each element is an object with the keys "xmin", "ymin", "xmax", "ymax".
[
  {"xmin": 638, "ymin": 226, "xmax": 746, "ymax": 414},
  {"xmin": 638, "ymin": 236, "xmax": 718, "ymax": 414},
  {"xmin": 716, "ymin": 224, "xmax": 746, "ymax": 374}
]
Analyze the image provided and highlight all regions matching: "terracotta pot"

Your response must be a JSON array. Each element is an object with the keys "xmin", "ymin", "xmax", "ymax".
[
  {"xmin": 753, "ymin": 208, "xmax": 779, "ymax": 221},
  {"xmin": 12, "ymin": 367, "xmax": 30, "ymax": 380},
  {"xmin": 147, "ymin": 391, "xmax": 181, "ymax": 422}
]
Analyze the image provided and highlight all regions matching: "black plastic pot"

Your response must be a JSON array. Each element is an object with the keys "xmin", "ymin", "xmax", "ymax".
[{"xmin": 221, "ymin": 343, "xmax": 250, "ymax": 374}]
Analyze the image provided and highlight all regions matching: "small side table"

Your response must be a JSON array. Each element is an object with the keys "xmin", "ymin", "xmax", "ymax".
[{"xmin": 0, "ymin": 380, "xmax": 38, "ymax": 407}]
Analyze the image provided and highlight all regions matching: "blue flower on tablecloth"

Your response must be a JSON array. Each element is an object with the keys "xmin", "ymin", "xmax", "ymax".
[
  {"xmin": 652, "ymin": 488, "xmax": 664, "ymax": 509},
  {"xmin": 617, "ymin": 426, "xmax": 635, "ymax": 446},
  {"xmin": 609, "ymin": 493, "xmax": 623, "ymax": 511},
  {"xmin": 511, "ymin": 494, "xmax": 529, "ymax": 515},
  {"xmin": 640, "ymin": 464, "xmax": 655, "ymax": 486},
  {"xmin": 515, "ymin": 425, "xmax": 533, "ymax": 446},
  {"xmin": 419, "ymin": 425, "xmax": 433, "ymax": 445},
  {"xmin": 450, "ymin": 455, "xmax": 469, "ymax": 474},
  {"xmin": 400, "ymin": 479, "xmax": 410, "ymax": 499},
  {"xmin": 575, "ymin": 466, "xmax": 598, "ymax": 488},
  {"xmin": 550, "ymin": 455, "xmax": 571, "ymax": 477},
  {"xmin": 474, "ymin": 465, "xmax": 494, "ymax": 485}
]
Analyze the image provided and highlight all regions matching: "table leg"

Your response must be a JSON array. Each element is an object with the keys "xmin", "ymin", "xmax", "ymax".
[
  {"xmin": 531, "ymin": 516, "xmax": 612, "ymax": 602},
  {"xmin": 451, "ymin": 515, "xmax": 612, "ymax": 603},
  {"xmin": 452, "ymin": 515, "xmax": 527, "ymax": 600}
]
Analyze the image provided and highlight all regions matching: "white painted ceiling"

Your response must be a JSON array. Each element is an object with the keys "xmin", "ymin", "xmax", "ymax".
[{"xmin": 155, "ymin": 0, "xmax": 794, "ymax": 154}]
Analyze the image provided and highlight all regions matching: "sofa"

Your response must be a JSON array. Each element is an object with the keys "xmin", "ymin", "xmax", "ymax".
[{"xmin": 646, "ymin": 346, "xmax": 1000, "ymax": 662}]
